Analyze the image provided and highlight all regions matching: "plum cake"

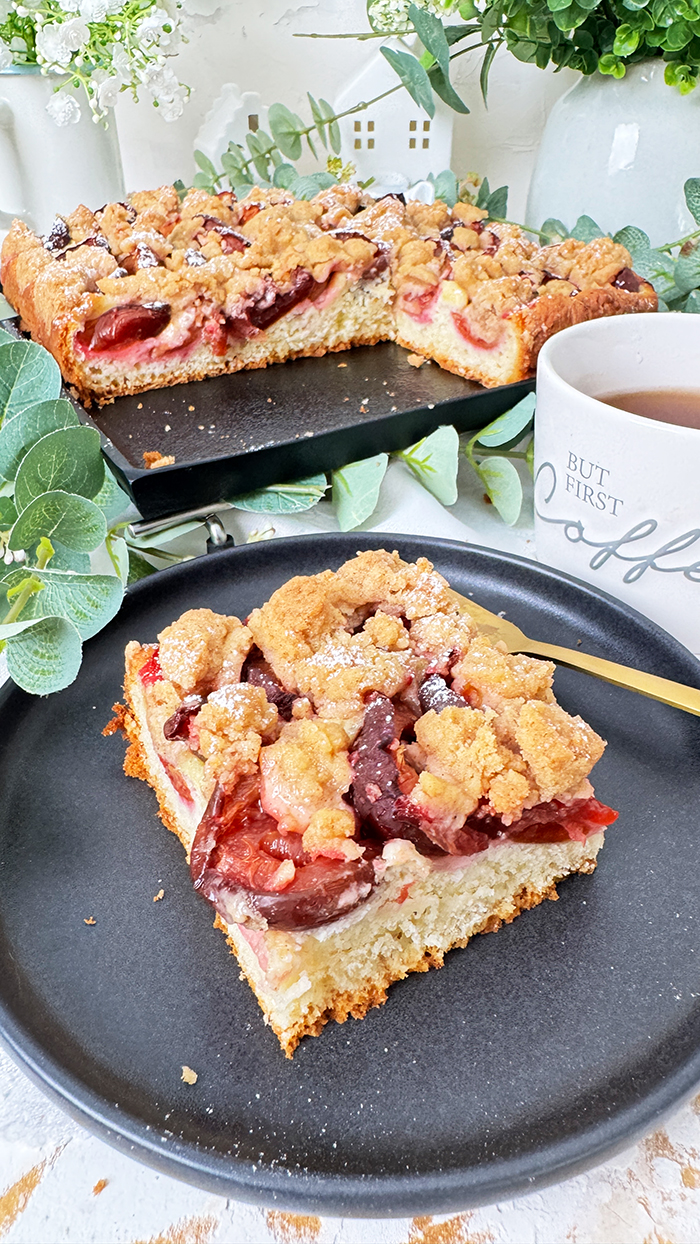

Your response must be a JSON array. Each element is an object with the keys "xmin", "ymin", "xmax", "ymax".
[
  {"xmin": 110, "ymin": 550, "xmax": 618, "ymax": 1056},
  {"xmin": 1, "ymin": 184, "xmax": 656, "ymax": 405}
]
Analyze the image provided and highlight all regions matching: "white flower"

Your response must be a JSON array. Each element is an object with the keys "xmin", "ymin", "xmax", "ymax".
[
  {"xmin": 140, "ymin": 61, "xmax": 187, "ymax": 120},
  {"xmin": 0, "ymin": 41, "xmax": 12, "ymax": 71},
  {"xmin": 36, "ymin": 17, "xmax": 89, "ymax": 68},
  {"xmin": 96, "ymin": 73, "xmax": 121, "ymax": 109},
  {"xmin": 136, "ymin": 6, "xmax": 180, "ymax": 53},
  {"xmin": 106, "ymin": 42, "xmax": 131, "ymax": 85},
  {"xmin": 78, "ymin": 0, "xmax": 121, "ymax": 20},
  {"xmin": 46, "ymin": 88, "xmax": 81, "ymax": 125},
  {"xmin": 0, "ymin": 1, "xmax": 12, "ymax": 22}
]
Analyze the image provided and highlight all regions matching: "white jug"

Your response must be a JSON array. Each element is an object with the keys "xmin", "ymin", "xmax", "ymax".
[{"xmin": 0, "ymin": 65, "xmax": 125, "ymax": 240}]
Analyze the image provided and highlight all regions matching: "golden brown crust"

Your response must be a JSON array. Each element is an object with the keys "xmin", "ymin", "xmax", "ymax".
[{"xmin": 514, "ymin": 281, "xmax": 657, "ymax": 378}]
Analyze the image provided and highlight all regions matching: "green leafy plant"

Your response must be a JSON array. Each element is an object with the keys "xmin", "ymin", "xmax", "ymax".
[
  {"xmin": 0, "ymin": 331, "xmax": 202, "ymax": 695},
  {"xmin": 304, "ymin": 0, "xmax": 700, "ymax": 103},
  {"xmin": 464, "ymin": 393, "xmax": 536, "ymax": 525}
]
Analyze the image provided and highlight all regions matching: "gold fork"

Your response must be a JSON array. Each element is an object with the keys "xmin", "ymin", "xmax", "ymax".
[{"xmin": 450, "ymin": 591, "xmax": 700, "ymax": 717}]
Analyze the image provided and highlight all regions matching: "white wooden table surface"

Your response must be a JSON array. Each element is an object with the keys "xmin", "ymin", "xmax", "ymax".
[{"xmin": 2, "ymin": 460, "xmax": 700, "ymax": 1244}]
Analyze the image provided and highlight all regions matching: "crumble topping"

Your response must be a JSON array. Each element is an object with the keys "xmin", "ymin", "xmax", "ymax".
[
  {"xmin": 1, "ymin": 180, "xmax": 655, "ymax": 405},
  {"xmin": 158, "ymin": 607, "xmax": 252, "ymax": 694},
  {"xmin": 128, "ymin": 551, "xmax": 616, "ymax": 936},
  {"xmin": 259, "ymin": 718, "xmax": 353, "ymax": 832}
]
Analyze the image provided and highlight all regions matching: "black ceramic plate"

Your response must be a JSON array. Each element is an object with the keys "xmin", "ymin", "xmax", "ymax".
[
  {"xmin": 1, "ymin": 534, "xmax": 700, "ymax": 1217},
  {"xmin": 0, "ymin": 319, "xmax": 533, "ymax": 521}
]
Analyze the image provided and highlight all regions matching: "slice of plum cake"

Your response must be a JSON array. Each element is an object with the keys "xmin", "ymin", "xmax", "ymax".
[{"xmin": 111, "ymin": 550, "xmax": 617, "ymax": 1056}]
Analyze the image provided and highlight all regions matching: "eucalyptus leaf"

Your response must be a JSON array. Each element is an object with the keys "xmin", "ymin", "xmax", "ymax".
[
  {"xmin": 684, "ymin": 288, "xmax": 700, "ymax": 312},
  {"xmin": 485, "ymin": 185, "xmax": 508, "ymax": 220},
  {"xmin": 319, "ymin": 99, "xmax": 341, "ymax": 154},
  {"xmin": 93, "ymin": 469, "xmax": 127, "ymax": 524},
  {"xmin": 14, "ymin": 425, "xmax": 104, "ymax": 512},
  {"xmin": 409, "ymin": 2, "xmax": 451, "ymax": 77},
  {"xmin": 332, "ymin": 454, "xmax": 388, "ymax": 531},
  {"xmin": 0, "ymin": 327, "xmax": 13, "ymax": 345},
  {"xmin": 476, "ymin": 177, "xmax": 491, "ymax": 210},
  {"xmin": 399, "ymin": 426, "xmax": 459, "ymax": 505},
  {"xmin": 0, "ymin": 496, "xmax": 17, "ymax": 527},
  {"xmin": 127, "ymin": 550, "xmax": 157, "ymax": 585},
  {"xmin": 268, "ymin": 102, "xmax": 304, "ymax": 161},
  {"xmin": 571, "ymin": 214, "xmax": 606, "ymax": 242},
  {"xmin": 475, "ymin": 393, "xmax": 536, "ymax": 447},
  {"xmin": 0, "ymin": 340, "xmax": 62, "ymax": 423},
  {"xmin": 0, "ymin": 616, "xmax": 46, "ymax": 641},
  {"xmin": 231, "ymin": 474, "xmax": 328, "ymax": 514},
  {"xmin": 5, "ymin": 614, "xmax": 82, "ymax": 695},
  {"xmin": 0, "ymin": 398, "xmax": 80, "ymax": 482},
  {"xmin": 106, "ymin": 534, "xmax": 130, "ymax": 586},
  {"xmin": 307, "ymin": 92, "xmax": 328, "ymax": 148},
  {"xmin": 428, "ymin": 64, "xmax": 470, "ymax": 114},
  {"xmin": 685, "ymin": 178, "xmax": 700, "ymax": 226},
  {"xmin": 613, "ymin": 224, "xmax": 651, "ymax": 267},
  {"xmin": 273, "ymin": 163, "xmax": 298, "ymax": 190},
  {"xmin": 476, "ymin": 456, "xmax": 523, "ymax": 526},
  {"xmin": 673, "ymin": 250, "xmax": 700, "ymax": 294},
  {"xmin": 380, "ymin": 47, "xmax": 435, "ymax": 117},
  {"xmin": 194, "ymin": 149, "xmax": 218, "ymax": 179},
  {"xmin": 289, "ymin": 173, "xmax": 337, "ymax": 200},
  {"xmin": 44, "ymin": 540, "xmax": 91, "ymax": 572},
  {"xmin": 540, "ymin": 217, "xmax": 569, "ymax": 244},
  {"xmin": 9, "ymin": 491, "xmax": 106, "ymax": 553},
  {"xmin": 0, "ymin": 566, "xmax": 123, "ymax": 639},
  {"xmin": 0, "ymin": 294, "xmax": 15, "ymax": 319},
  {"xmin": 431, "ymin": 170, "xmax": 460, "ymax": 208}
]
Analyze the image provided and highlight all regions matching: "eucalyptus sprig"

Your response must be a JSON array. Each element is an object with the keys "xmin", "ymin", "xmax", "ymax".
[{"xmin": 0, "ymin": 329, "xmax": 202, "ymax": 695}]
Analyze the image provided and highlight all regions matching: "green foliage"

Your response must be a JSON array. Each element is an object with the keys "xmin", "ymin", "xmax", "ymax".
[
  {"xmin": 0, "ymin": 399, "xmax": 80, "ymax": 482},
  {"xmin": 326, "ymin": 0, "xmax": 700, "ymax": 105},
  {"xmin": 380, "ymin": 47, "xmax": 436, "ymax": 116},
  {"xmin": 399, "ymin": 426, "xmax": 459, "ymax": 505},
  {"xmin": 5, "ymin": 615, "xmax": 83, "ymax": 696},
  {"xmin": 332, "ymin": 455, "xmax": 389, "ymax": 530},
  {"xmin": 14, "ymin": 426, "xmax": 104, "ymax": 512},
  {"xmin": 230, "ymin": 475, "xmax": 329, "ymax": 514},
  {"xmin": 571, "ymin": 214, "xmax": 605, "ymax": 242},
  {"xmin": 9, "ymin": 491, "xmax": 107, "ymax": 553},
  {"xmin": 476, "ymin": 178, "xmax": 509, "ymax": 220},
  {"xmin": 0, "ymin": 566, "xmax": 122, "ymax": 639},
  {"xmin": 0, "ymin": 341, "xmax": 61, "ymax": 422},
  {"xmin": 464, "ymin": 395, "xmax": 536, "ymax": 526}
]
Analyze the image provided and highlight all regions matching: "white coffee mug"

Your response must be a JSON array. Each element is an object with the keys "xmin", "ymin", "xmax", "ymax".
[{"xmin": 534, "ymin": 313, "xmax": 700, "ymax": 655}]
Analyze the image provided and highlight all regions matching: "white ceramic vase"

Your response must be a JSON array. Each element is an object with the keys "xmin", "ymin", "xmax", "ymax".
[
  {"xmin": 525, "ymin": 60, "xmax": 700, "ymax": 246},
  {"xmin": 0, "ymin": 66, "xmax": 125, "ymax": 239}
]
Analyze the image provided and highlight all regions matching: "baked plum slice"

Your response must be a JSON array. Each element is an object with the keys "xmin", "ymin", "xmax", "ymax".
[
  {"xmin": 242, "ymin": 648, "xmax": 296, "ymax": 721},
  {"xmin": 190, "ymin": 777, "xmax": 376, "ymax": 931},
  {"xmin": 471, "ymin": 796, "xmax": 618, "ymax": 844},
  {"xmin": 248, "ymin": 268, "xmax": 319, "ymax": 330},
  {"xmin": 350, "ymin": 693, "xmax": 444, "ymax": 856},
  {"xmin": 81, "ymin": 302, "xmax": 171, "ymax": 351}
]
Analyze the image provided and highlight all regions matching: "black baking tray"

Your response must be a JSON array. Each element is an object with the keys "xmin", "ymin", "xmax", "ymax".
[{"xmin": 1, "ymin": 317, "xmax": 532, "ymax": 521}]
